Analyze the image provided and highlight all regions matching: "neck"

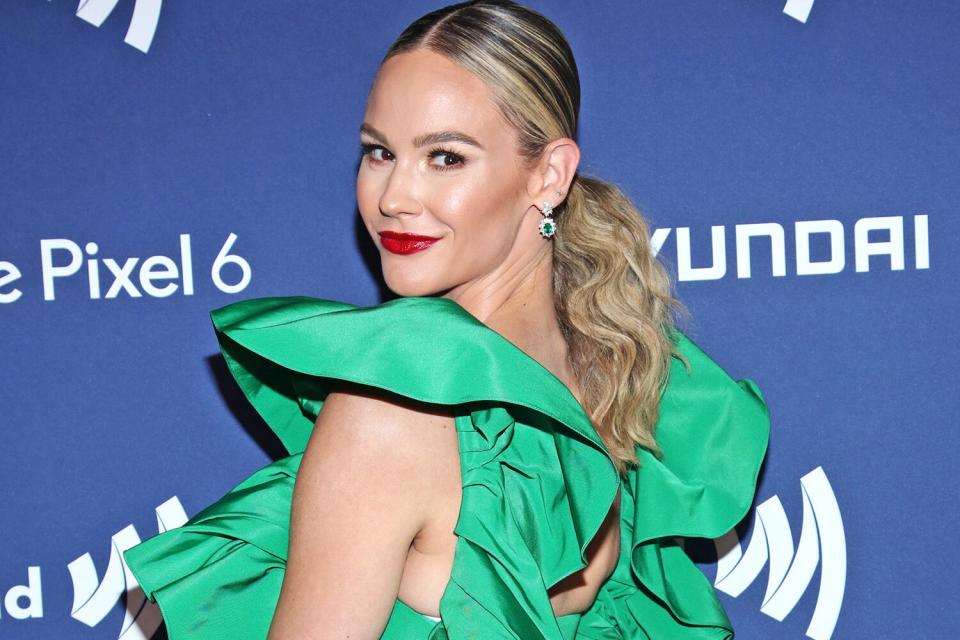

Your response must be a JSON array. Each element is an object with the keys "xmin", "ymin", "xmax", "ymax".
[{"xmin": 441, "ymin": 247, "xmax": 576, "ymax": 392}]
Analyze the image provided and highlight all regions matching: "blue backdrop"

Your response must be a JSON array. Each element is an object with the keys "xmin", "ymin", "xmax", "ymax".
[{"xmin": 2, "ymin": 1, "xmax": 957, "ymax": 638}]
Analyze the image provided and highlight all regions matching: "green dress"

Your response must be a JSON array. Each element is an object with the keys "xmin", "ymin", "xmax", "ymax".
[{"xmin": 124, "ymin": 295, "xmax": 769, "ymax": 639}]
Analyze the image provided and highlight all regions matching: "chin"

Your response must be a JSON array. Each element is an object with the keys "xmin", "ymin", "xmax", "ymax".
[{"xmin": 382, "ymin": 270, "xmax": 446, "ymax": 298}]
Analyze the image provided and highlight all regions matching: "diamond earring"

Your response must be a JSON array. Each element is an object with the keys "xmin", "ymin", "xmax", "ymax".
[{"xmin": 538, "ymin": 201, "xmax": 556, "ymax": 238}]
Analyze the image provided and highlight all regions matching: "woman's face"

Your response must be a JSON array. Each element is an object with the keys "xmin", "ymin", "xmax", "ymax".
[{"xmin": 357, "ymin": 48, "xmax": 542, "ymax": 298}]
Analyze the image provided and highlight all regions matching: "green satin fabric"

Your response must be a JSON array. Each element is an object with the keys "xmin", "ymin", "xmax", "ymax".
[{"xmin": 124, "ymin": 296, "xmax": 769, "ymax": 639}]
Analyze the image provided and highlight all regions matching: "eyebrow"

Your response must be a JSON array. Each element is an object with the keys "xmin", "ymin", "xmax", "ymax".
[{"xmin": 360, "ymin": 123, "xmax": 484, "ymax": 150}]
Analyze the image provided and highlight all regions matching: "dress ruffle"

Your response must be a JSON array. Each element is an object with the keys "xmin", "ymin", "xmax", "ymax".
[{"xmin": 124, "ymin": 296, "xmax": 768, "ymax": 639}]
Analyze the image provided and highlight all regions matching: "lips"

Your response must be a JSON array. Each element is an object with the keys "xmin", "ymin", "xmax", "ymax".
[{"xmin": 378, "ymin": 231, "xmax": 441, "ymax": 255}]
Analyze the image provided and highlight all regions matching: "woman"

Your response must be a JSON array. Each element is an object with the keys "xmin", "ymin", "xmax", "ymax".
[{"xmin": 125, "ymin": 2, "xmax": 769, "ymax": 638}]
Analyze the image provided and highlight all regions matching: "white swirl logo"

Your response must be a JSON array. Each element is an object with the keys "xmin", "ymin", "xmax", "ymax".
[
  {"xmin": 67, "ymin": 497, "xmax": 188, "ymax": 640},
  {"xmin": 76, "ymin": 0, "xmax": 163, "ymax": 53},
  {"xmin": 714, "ymin": 466, "xmax": 846, "ymax": 639}
]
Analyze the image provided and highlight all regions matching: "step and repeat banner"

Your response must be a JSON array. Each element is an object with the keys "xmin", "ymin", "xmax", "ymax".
[{"xmin": 2, "ymin": 1, "xmax": 957, "ymax": 639}]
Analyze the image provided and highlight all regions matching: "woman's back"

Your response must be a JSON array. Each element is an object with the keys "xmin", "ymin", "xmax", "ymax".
[{"xmin": 389, "ymin": 304, "xmax": 625, "ymax": 621}]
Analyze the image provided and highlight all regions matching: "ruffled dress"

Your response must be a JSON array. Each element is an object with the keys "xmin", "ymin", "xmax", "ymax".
[{"xmin": 124, "ymin": 295, "xmax": 769, "ymax": 639}]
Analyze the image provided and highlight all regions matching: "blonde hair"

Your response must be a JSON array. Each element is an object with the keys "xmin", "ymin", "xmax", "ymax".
[{"xmin": 385, "ymin": 1, "xmax": 682, "ymax": 475}]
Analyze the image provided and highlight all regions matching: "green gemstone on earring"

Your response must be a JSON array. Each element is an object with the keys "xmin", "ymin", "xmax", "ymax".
[{"xmin": 538, "ymin": 218, "xmax": 556, "ymax": 238}]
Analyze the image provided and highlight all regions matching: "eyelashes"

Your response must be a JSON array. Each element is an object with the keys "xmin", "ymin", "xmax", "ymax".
[
  {"xmin": 359, "ymin": 143, "xmax": 466, "ymax": 172},
  {"xmin": 360, "ymin": 142, "xmax": 391, "ymax": 162},
  {"xmin": 426, "ymin": 146, "xmax": 466, "ymax": 171}
]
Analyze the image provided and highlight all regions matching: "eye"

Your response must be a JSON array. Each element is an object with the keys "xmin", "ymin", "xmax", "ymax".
[
  {"xmin": 360, "ymin": 143, "xmax": 394, "ymax": 164},
  {"xmin": 427, "ymin": 147, "xmax": 466, "ymax": 171}
]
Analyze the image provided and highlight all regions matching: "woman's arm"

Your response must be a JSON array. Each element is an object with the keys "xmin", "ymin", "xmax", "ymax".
[{"xmin": 267, "ymin": 385, "xmax": 437, "ymax": 639}]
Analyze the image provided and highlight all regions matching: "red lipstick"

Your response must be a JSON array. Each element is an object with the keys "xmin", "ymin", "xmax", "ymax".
[{"xmin": 378, "ymin": 231, "xmax": 441, "ymax": 255}]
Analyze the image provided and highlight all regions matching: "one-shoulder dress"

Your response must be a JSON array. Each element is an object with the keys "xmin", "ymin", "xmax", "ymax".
[{"xmin": 124, "ymin": 295, "xmax": 769, "ymax": 639}]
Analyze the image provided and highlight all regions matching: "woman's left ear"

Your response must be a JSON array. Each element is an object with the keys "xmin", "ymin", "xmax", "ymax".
[{"xmin": 527, "ymin": 138, "xmax": 580, "ymax": 208}]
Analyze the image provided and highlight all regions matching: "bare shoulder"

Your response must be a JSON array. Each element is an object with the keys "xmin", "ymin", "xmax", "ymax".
[
  {"xmin": 306, "ymin": 385, "xmax": 459, "ymax": 488},
  {"xmin": 296, "ymin": 383, "xmax": 459, "ymax": 528},
  {"xmin": 267, "ymin": 385, "xmax": 457, "ymax": 639}
]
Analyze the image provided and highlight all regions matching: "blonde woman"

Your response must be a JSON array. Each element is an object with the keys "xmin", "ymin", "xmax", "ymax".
[{"xmin": 125, "ymin": 2, "xmax": 769, "ymax": 638}]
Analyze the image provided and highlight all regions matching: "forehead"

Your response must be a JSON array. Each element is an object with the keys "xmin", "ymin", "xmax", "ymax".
[{"xmin": 364, "ymin": 48, "xmax": 509, "ymax": 143}]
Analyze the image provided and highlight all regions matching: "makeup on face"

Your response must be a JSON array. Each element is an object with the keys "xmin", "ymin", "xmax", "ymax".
[
  {"xmin": 378, "ymin": 231, "xmax": 441, "ymax": 255},
  {"xmin": 356, "ymin": 49, "xmax": 533, "ymax": 297}
]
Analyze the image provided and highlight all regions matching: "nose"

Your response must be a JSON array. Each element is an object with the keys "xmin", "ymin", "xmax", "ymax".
[{"xmin": 378, "ymin": 162, "xmax": 422, "ymax": 218}]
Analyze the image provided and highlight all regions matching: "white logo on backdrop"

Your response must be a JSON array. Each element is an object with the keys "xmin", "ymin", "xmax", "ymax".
[
  {"xmin": 76, "ymin": 0, "xmax": 163, "ymax": 53},
  {"xmin": 0, "ymin": 233, "xmax": 252, "ymax": 304},
  {"xmin": 68, "ymin": 497, "xmax": 188, "ymax": 640},
  {"xmin": 783, "ymin": 0, "xmax": 816, "ymax": 23},
  {"xmin": 651, "ymin": 215, "xmax": 929, "ymax": 282},
  {"xmin": 713, "ymin": 467, "xmax": 846, "ymax": 640}
]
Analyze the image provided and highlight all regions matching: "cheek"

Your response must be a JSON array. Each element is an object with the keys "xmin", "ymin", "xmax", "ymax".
[
  {"xmin": 356, "ymin": 167, "xmax": 383, "ymax": 227},
  {"xmin": 429, "ymin": 172, "xmax": 523, "ymax": 241}
]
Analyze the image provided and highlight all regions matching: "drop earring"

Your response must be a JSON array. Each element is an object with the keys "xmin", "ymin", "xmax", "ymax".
[{"xmin": 538, "ymin": 201, "xmax": 556, "ymax": 238}]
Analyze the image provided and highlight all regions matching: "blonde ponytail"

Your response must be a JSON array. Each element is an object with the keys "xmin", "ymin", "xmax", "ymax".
[{"xmin": 554, "ymin": 175, "xmax": 682, "ymax": 474}]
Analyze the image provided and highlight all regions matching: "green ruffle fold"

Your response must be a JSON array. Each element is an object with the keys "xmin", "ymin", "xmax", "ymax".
[{"xmin": 124, "ymin": 296, "xmax": 768, "ymax": 639}]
